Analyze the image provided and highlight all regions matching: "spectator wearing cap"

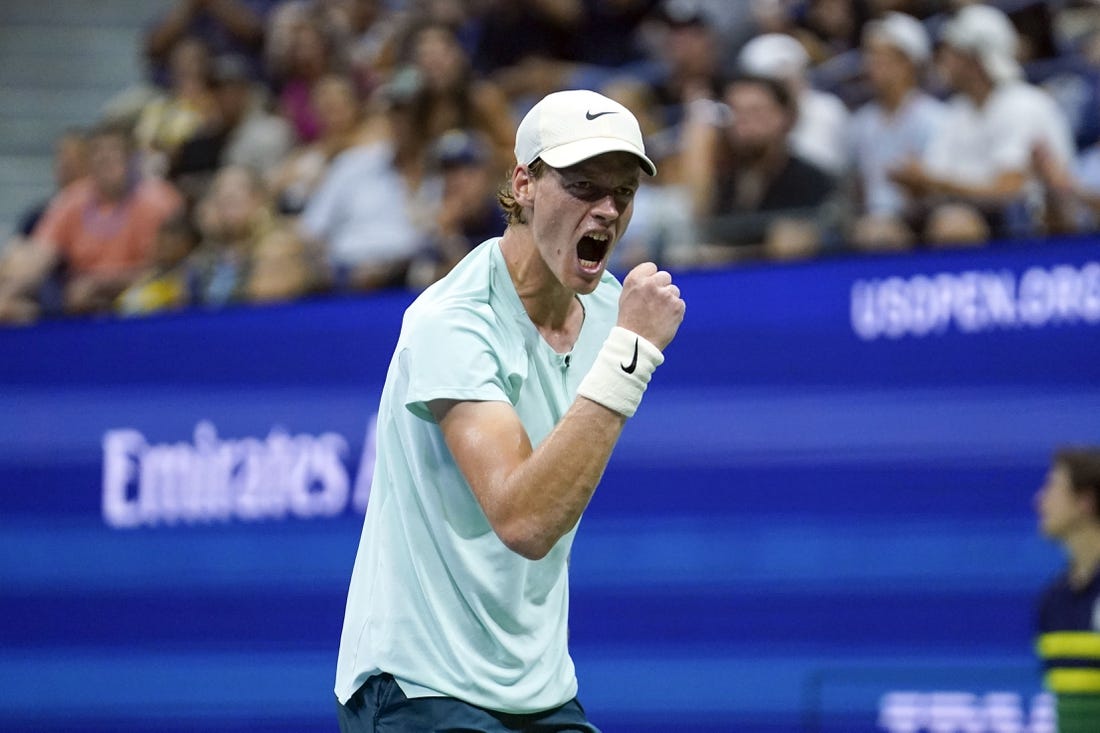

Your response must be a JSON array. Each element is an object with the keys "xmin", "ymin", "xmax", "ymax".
[
  {"xmin": 847, "ymin": 11, "xmax": 946, "ymax": 251},
  {"xmin": 738, "ymin": 31, "xmax": 852, "ymax": 175},
  {"xmin": 888, "ymin": 3, "xmax": 1074, "ymax": 245}
]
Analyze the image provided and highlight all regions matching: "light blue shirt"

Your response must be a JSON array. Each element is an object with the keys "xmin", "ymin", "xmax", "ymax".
[
  {"xmin": 849, "ymin": 91, "xmax": 946, "ymax": 216},
  {"xmin": 336, "ymin": 238, "xmax": 621, "ymax": 713}
]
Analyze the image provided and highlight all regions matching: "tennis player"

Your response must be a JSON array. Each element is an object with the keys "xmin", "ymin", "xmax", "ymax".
[{"xmin": 334, "ymin": 89, "xmax": 685, "ymax": 731}]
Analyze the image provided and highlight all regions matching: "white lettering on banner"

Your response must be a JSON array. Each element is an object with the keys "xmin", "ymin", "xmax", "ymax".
[
  {"xmin": 851, "ymin": 262, "xmax": 1100, "ymax": 340},
  {"xmin": 102, "ymin": 420, "xmax": 377, "ymax": 529},
  {"xmin": 877, "ymin": 691, "xmax": 1054, "ymax": 733}
]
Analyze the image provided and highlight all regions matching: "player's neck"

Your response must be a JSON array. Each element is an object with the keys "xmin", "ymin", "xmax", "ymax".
[
  {"xmin": 500, "ymin": 229, "xmax": 581, "ymax": 332},
  {"xmin": 503, "ymin": 230, "xmax": 576, "ymax": 312}
]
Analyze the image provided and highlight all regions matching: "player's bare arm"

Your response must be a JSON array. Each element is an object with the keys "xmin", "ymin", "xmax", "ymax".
[
  {"xmin": 430, "ymin": 396, "xmax": 626, "ymax": 561},
  {"xmin": 430, "ymin": 262, "xmax": 684, "ymax": 560}
]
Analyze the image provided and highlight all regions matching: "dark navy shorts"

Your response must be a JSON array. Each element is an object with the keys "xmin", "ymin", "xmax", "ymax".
[{"xmin": 335, "ymin": 673, "xmax": 601, "ymax": 733}]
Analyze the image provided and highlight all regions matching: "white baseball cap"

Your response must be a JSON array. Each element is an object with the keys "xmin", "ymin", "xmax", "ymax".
[
  {"xmin": 940, "ymin": 3, "xmax": 1022, "ymax": 83},
  {"xmin": 514, "ymin": 89, "xmax": 657, "ymax": 176},
  {"xmin": 738, "ymin": 33, "xmax": 810, "ymax": 80},
  {"xmin": 864, "ymin": 11, "xmax": 932, "ymax": 66}
]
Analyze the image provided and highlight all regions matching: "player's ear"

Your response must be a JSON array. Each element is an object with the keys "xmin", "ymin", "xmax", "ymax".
[{"xmin": 512, "ymin": 164, "xmax": 536, "ymax": 208}]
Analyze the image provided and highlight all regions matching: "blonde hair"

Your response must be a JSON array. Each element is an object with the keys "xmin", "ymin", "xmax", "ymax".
[{"xmin": 496, "ymin": 159, "xmax": 546, "ymax": 226}]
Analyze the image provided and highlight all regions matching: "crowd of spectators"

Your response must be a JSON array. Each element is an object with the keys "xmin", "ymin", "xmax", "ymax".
[{"xmin": 2, "ymin": 0, "xmax": 1100, "ymax": 323}]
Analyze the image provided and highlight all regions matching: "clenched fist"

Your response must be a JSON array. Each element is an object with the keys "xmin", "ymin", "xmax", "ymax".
[{"xmin": 617, "ymin": 262, "xmax": 685, "ymax": 351}]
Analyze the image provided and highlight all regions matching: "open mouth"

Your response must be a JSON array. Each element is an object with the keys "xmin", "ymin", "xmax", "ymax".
[{"xmin": 576, "ymin": 232, "xmax": 610, "ymax": 272}]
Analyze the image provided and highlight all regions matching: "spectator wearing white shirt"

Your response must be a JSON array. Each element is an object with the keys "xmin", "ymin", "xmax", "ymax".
[
  {"xmin": 298, "ymin": 93, "xmax": 438, "ymax": 292},
  {"xmin": 847, "ymin": 11, "xmax": 946, "ymax": 251},
  {"xmin": 888, "ymin": 3, "xmax": 1075, "ymax": 246}
]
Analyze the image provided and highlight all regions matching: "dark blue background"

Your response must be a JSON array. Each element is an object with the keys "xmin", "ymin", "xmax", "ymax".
[{"xmin": 2, "ymin": 239, "xmax": 1098, "ymax": 732}]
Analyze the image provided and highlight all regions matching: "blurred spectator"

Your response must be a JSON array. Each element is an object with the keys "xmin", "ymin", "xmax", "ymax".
[
  {"xmin": 115, "ymin": 212, "xmax": 201, "ymax": 316},
  {"xmin": 888, "ymin": 3, "xmax": 1075, "ymax": 245},
  {"xmin": 268, "ymin": 6, "xmax": 348, "ymax": 142},
  {"xmin": 471, "ymin": 0, "xmax": 585, "ymax": 100},
  {"xmin": 1033, "ymin": 132, "xmax": 1100, "ymax": 236},
  {"xmin": 561, "ymin": 0, "xmax": 664, "ymax": 93},
  {"xmin": 321, "ymin": 0, "xmax": 398, "ymax": 94},
  {"xmin": 689, "ymin": 0, "xmax": 774, "ymax": 68},
  {"xmin": 646, "ymin": 2, "xmax": 727, "ymax": 127},
  {"xmin": 749, "ymin": 0, "xmax": 799, "ymax": 35},
  {"xmin": 144, "ymin": 0, "xmax": 280, "ymax": 87},
  {"xmin": 1005, "ymin": 0, "xmax": 1060, "ymax": 68},
  {"xmin": 269, "ymin": 73, "xmax": 369, "ymax": 214},
  {"xmin": 191, "ymin": 165, "xmax": 283, "ymax": 307},
  {"xmin": 407, "ymin": 129, "xmax": 505, "ymax": 290},
  {"xmin": 134, "ymin": 36, "xmax": 219, "ymax": 177},
  {"xmin": 1031, "ymin": 2, "xmax": 1100, "ymax": 152},
  {"xmin": 847, "ymin": 11, "xmax": 945, "ymax": 251},
  {"xmin": 244, "ymin": 227, "xmax": 320, "ymax": 303},
  {"xmin": 297, "ymin": 93, "xmax": 436, "ymax": 292},
  {"xmin": 0, "ymin": 124, "xmax": 183, "ymax": 322},
  {"xmin": 9, "ymin": 129, "xmax": 89, "ymax": 240},
  {"xmin": 392, "ymin": 19, "xmax": 516, "ymax": 171},
  {"xmin": 0, "ymin": 128, "xmax": 88, "ymax": 324},
  {"xmin": 680, "ymin": 74, "xmax": 838, "ymax": 264},
  {"xmin": 738, "ymin": 32, "xmax": 852, "ymax": 175},
  {"xmin": 574, "ymin": 0, "xmax": 662, "ymax": 70},
  {"xmin": 170, "ymin": 54, "xmax": 295, "ymax": 199},
  {"xmin": 792, "ymin": 0, "xmax": 872, "ymax": 65}
]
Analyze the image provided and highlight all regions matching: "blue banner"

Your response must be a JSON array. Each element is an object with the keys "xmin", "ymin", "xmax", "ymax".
[{"xmin": 2, "ymin": 238, "xmax": 1098, "ymax": 732}]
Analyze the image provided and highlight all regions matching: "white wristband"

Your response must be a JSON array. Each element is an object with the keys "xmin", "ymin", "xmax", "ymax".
[{"xmin": 576, "ymin": 326, "xmax": 664, "ymax": 417}]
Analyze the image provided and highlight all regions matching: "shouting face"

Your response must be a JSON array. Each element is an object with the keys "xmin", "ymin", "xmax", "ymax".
[{"xmin": 522, "ymin": 152, "xmax": 641, "ymax": 294}]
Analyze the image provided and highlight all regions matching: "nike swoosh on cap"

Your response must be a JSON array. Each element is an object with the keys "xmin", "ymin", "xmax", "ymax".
[{"xmin": 585, "ymin": 110, "xmax": 618, "ymax": 120}]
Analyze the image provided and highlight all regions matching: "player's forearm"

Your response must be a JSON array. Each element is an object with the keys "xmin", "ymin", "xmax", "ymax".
[{"xmin": 494, "ymin": 399, "xmax": 626, "ymax": 560}]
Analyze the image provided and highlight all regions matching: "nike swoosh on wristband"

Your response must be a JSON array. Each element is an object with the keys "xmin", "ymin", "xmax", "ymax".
[
  {"xmin": 620, "ymin": 338, "xmax": 639, "ymax": 374},
  {"xmin": 585, "ymin": 110, "xmax": 618, "ymax": 120}
]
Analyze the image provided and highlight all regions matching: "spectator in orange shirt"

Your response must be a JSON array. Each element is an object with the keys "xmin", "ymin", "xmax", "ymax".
[{"xmin": 0, "ymin": 124, "xmax": 183, "ymax": 322}]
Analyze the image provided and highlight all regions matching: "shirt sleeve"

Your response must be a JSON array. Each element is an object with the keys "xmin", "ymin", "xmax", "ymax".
[{"xmin": 402, "ymin": 303, "xmax": 514, "ymax": 422}]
